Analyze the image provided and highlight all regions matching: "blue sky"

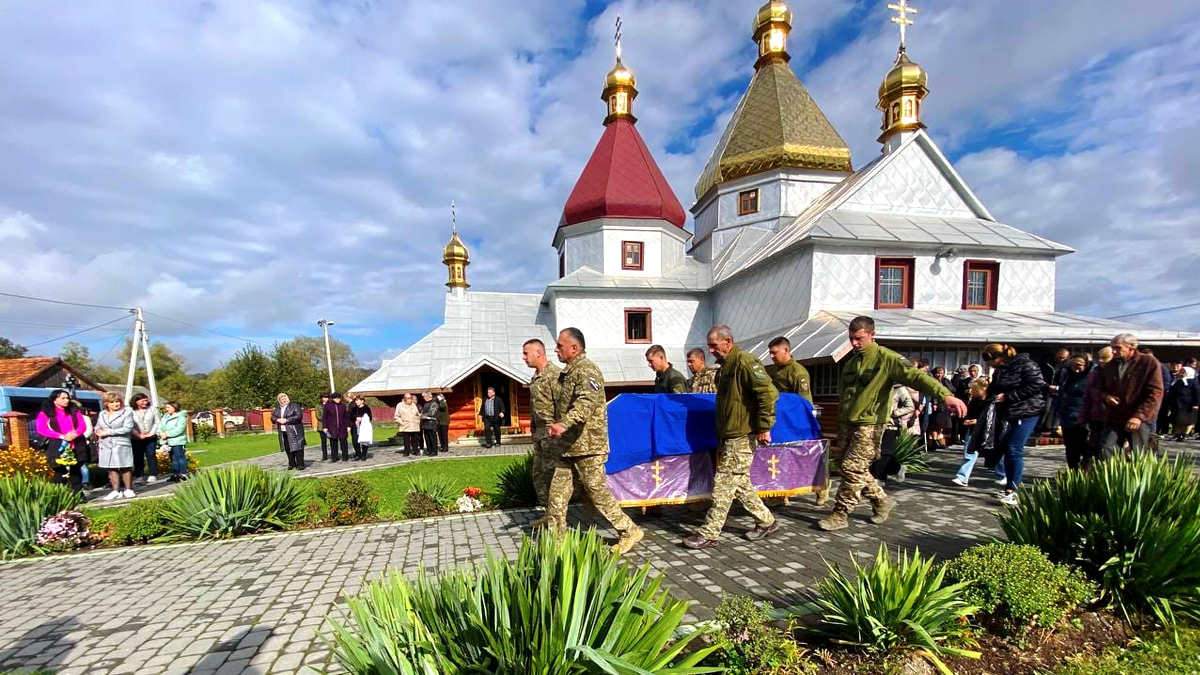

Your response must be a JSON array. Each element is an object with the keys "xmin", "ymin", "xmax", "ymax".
[{"xmin": 0, "ymin": 0, "xmax": 1197, "ymax": 373}]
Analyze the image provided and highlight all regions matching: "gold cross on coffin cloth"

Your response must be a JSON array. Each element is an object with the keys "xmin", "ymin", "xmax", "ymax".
[
  {"xmin": 651, "ymin": 460, "xmax": 664, "ymax": 488},
  {"xmin": 768, "ymin": 454, "xmax": 780, "ymax": 480}
]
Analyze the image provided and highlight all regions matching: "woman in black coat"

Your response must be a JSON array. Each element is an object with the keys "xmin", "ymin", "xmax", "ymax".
[
  {"xmin": 1167, "ymin": 366, "xmax": 1200, "ymax": 441},
  {"xmin": 983, "ymin": 343, "xmax": 1045, "ymax": 506}
]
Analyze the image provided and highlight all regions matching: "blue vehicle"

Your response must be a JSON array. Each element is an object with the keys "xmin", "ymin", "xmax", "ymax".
[{"xmin": 0, "ymin": 386, "xmax": 103, "ymax": 447}]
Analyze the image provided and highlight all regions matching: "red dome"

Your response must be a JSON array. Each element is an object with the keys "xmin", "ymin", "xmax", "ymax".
[{"xmin": 561, "ymin": 118, "xmax": 686, "ymax": 228}]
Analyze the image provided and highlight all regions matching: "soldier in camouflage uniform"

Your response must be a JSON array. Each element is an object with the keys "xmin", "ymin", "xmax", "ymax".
[
  {"xmin": 686, "ymin": 348, "xmax": 717, "ymax": 394},
  {"xmin": 683, "ymin": 325, "xmax": 780, "ymax": 549},
  {"xmin": 819, "ymin": 316, "xmax": 967, "ymax": 531},
  {"xmin": 522, "ymin": 338, "xmax": 561, "ymax": 523},
  {"xmin": 765, "ymin": 336, "xmax": 827, "ymax": 503},
  {"xmin": 546, "ymin": 327, "xmax": 644, "ymax": 555},
  {"xmin": 646, "ymin": 344, "xmax": 688, "ymax": 393}
]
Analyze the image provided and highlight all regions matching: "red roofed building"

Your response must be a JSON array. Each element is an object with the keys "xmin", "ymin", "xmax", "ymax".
[{"xmin": 0, "ymin": 357, "xmax": 102, "ymax": 391}]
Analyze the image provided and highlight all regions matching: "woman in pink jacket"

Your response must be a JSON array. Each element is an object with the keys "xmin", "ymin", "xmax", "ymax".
[{"xmin": 34, "ymin": 389, "xmax": 92, "ymax": 491}]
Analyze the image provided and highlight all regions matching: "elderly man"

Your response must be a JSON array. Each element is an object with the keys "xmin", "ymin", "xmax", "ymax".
[
  {"xmin": 522, "ymin": 338, "xmax": 561, "ymax": 514},
  {"xmin": 479, "ymin": 387, "xmax": 506, "ymax": 448},
  {"xmin": 683, "ymin": 324, "xmax": 779, "ymax": 550},
  {"xmin": 686, "ymin": 348, "xmax": 717, "ymax": 393},
  {"xmin": 819, "ymin": 316, "xmax": 967, "ymax": 532},
  {"xmin": 546, "ymin": 327, "xmax": 644, "ymax": 555},
  {"xmin": 647, "ymin": 344, "xmax": 687, "ymax": 393},
  {"xmin": 274, "ymin": 393, "xmax": 306, "ymax": 470},
  {"xmin": 1097, "ymin": 333, "xmax": 1164, "ymax": 459},
  {"xmin": 765, "ymin": 336, "xmax": 812, "ymax": 402}
]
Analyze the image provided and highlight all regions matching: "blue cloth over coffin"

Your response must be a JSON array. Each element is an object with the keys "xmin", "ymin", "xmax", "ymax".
[{"xmin": 605, "ymin": 393, "xmax": 821, "ymax": 473}]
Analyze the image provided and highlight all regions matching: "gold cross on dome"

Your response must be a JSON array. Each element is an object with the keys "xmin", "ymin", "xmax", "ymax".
[
  {"xmin": 451, "ymin": 200, "xmax": 457, "ymax": 234},
  {"xmin": 768, "ymin": 454, "xmax": 780, "ymax": 480},
  {"xmin": 614, "ymin": 15, "xmax": 623, "ymax": 60},
  {"xmin": 888, "ymin": 0, "xmax": 917, "ymax": 50},
  {"xmin": 651, "ymin": 460, "xmax": 663, "ymax": 488}
]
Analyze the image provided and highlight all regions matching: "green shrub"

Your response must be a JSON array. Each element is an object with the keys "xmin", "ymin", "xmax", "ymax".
[
  {"xmin": 998, "ymin": 453, "xmax": 1200, "ymax": 627},
  {"xmin": 163, "ymin": 465, "xmax": 309, "ymax": 540},
  {"xmin": 195, "ymin": 423, "xmax": 215, "ymax": 443},
  {"xmin": 108, "ymin": 498, "xmax": 172, "ymax": 545},
  {"xmin": 804, "ymin": 544, "xmax": 979, "ymax": 675},
  {"xmin": 891, "ymin": 433, "xmax": 929, "ymax": 474},
  {"xmin": 943, "ymin": 543, "xmax": 1094, "ymax": 636},
  {"xmin": 0, "ymin": 472, "xmax": 81, "ymax": 557},
  {"xmin": 403, "ymin": 490, "xmax": 442, "ymax": 519},
  {"xmin": 315, "ymin": 475, "xmax": 380, "ymax": 525},
  {"xmin": 324, "ymin": 529, "xmax": 718, "ymax": 674},
  {"xmin": 495, "ymin": 451, "xmax": 538, "ymax": 508},
  {"xmin": 714, "ymin": 596, "xmax": 811, "ymax": 675},
  {"xmin": 405, "ymin": 474, "xmax": 457, "ymax": 511}
]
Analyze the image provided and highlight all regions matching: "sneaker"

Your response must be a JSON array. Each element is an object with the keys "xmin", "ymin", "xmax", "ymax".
[
  {"xmin": 101, "ymin": 490, "xmax": 121, "ymax": 501},
  {"xmin": 951, "ymin": 477, "xmax": 968, "ymax": 487},
  {"xmin": 611, "ymin": 527, "xmax": 644, "ymax": 555},
  {"xmin": 122, "ymin": 489, "xmax": 136, "ymax": 499},
  {"xmin": 146, "ymin": 476, "xmax": 157, "ymax": 484},
  {"xmin": 999, "ymin": 492, "xmax": 1019, "ymax": 506},
  {"xmin": 995, "ymin": 477, "xmax": 1008, "ymax": 486},
  {"xmin": 895, "ymin": 466, "xmax": 907, "ymax": 482}
]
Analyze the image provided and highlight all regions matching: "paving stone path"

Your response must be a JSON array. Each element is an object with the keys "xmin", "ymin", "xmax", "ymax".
[{"xmin": 2, "ymin": 442, "xmax": 1196, "ymax": 674}]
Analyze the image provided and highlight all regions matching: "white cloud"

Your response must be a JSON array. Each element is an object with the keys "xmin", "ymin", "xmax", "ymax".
[{"xmin": 0, "ymin": 0, "xmax": 1196, "ymax": 373}]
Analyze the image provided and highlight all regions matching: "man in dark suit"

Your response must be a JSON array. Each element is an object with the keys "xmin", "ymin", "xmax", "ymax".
[{"xmin": 479, "ymin": 387, "xmax": 506, "ymax": 448}]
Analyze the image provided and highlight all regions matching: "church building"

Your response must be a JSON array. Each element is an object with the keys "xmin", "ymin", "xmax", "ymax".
[{"xmin": 351, "ymin": 1, "xmax": 1200, "ymax": 440}]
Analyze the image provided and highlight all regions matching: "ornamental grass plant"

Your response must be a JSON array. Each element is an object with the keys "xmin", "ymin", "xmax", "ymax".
[
  {"xmin": 324, "ymin": 529, "xmax": 719, "ymax": 675},
  {"xmin": 0, "ymin": 472, "xmax": 81, "ymax": 558},
  {"xmin": 998, "ymin": 453, "xmax": 1200, "ymax": 628},
  {"xmin": 890, "ymin": 433, "xmax": 929, "ymax": 474},
  {"xmin": 163, "ymin": 465, "xmax": 309, "ymax": 540},
  {"xmin": 495, "ymin": 451, "xmax": 538, "ymax": 508},
  {"xmin": 804, "ymin": 544, "xmax": 979, "ymax": 675}
]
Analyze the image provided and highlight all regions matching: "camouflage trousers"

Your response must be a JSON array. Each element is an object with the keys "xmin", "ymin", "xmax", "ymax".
[
  {"xmin": 698, "ymin": 435, "xmax": 774, "ymax": 540},
  {"xmin": 831, "ymin": 425, "xmax": 887, "ymax": 514},
  {"xmin": 531, "ymin": 434, "xmax": 559, "ymax": 506},
  {"xmin": 546, "ymin": 453, "xmax": 636, "ymax": 534}
]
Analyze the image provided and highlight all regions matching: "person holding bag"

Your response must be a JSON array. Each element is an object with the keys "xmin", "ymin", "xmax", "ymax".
[
  {"xmin": 33, "ymin": 389, "xmax": 91, "ymax": 491},
  {"xmin": 351, "ymin": 396, "xmax": 373, "ymax": 460}
]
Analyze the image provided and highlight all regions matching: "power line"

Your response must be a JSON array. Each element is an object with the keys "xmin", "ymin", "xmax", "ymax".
[
  {"xmin": 142, "ymin": 310, "xmax": 269, "ymax": 347},
  {"xmin": 0, "ymin": 291, "xmax": 133, "ymax": 312},
  {"xmin": 22, "ymin": 315, "xmax": 136, "ymax": 349},
  {"xmin": 0, "ymin": 319, "xmax": 130, "ymax": 332},
  {"xmin": 1107, "ymin": 300, "xmax": 1200, "ymax": 320},
  {"xmin": 96, "ymin": 322, "xmax": 137, "ymax": 365}
]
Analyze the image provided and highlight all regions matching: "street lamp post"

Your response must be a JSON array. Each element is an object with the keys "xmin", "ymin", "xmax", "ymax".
[{"xmin": 317, "ymin": 319, "xmax": 336, "ymax": 393}]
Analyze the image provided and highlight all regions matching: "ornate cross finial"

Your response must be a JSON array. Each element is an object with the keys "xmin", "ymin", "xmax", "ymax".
[
  {"xmin": 888, "ymin": 0, "xmax": 917, "ymax": 51},
  {"xmin": 614, "ymin": 15, "xmax": 623, "ymax": 60},
  {"xmin": 451, "ymin": 200, "xmax": 457, "ymax": 234}
]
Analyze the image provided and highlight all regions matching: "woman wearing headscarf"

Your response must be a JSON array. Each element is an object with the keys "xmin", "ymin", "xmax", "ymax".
[
  {"xmin": 34, "ymin": 389, "xmax": 92, "ymax": 491},
  {"xmin": 95, "ymin": 392, "xmax": 136, "ymax": 500},
  {"xmin": 982, "ymin": 343, "xmax": 1046, "ymax": 506},
  {"xmin": 1054, "ymin": 356, "xmax": 1092, "ymax": 469},
  {"xmin": 1167, "ymin": 366, "xmax": 1200, "ymax": 441}
]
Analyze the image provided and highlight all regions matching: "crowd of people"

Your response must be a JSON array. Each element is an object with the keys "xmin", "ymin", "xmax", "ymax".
[{"xmin": 32, "ymin": 389, "xmax": 190, "ymax": 500}]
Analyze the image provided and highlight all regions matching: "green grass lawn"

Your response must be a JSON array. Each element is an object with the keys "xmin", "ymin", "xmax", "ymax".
[
  {"xmin": 188, "ymin": 431, "xmax": 321, "ymax": 467},
  {"xmin": 1055, "ymin": 626, "xmax": 1200, "ymax": 675},
  {"xmin": 352, "ymin": 455, "xmax": 524, "ymax": 518}
]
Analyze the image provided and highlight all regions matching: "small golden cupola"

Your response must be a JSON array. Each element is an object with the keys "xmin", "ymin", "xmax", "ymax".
[
  {"xmin": 877, "ymin": 0, "xmax": 928, "ymax": 151},
  {"xmin": 753, "ymin": 0, "xmax": 793, "ymax": 68},
  {"xmin": 603, "ymin": 18, "xmax": 637, "ymax": 124},
  {"xmin": 443, "ymin": 201, "xmax": 470, "ymax": 291}
]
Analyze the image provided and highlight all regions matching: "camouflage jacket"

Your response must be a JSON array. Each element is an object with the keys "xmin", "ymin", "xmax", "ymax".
[
  {"xmin": 654, "ymin": 366, "xmax": 688, "ymax": 394},
  {"xmin": 554, "ymin": 352, "xmax": 609, "ymax": 457},
  {"xmin": 688, "ymin": 368, "xmax": 718, "ymax": 394},
  {"xmin": 766, "ymin": 359, "xmax": 812, "ymax": 401},
  {"xmin": 715, "ymin": 346, "xmax": 779, "ymax": 440},
  {"xmin": 529, "ymin": 362, "xmax": 561, "ymax": 441}
]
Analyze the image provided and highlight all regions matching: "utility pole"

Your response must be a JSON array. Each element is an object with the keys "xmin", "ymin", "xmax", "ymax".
[
  {"xmin": 123, "ymin": 308, "xmax": 160, "ymax": 407},
  {"xmin": 317, "ymin": 319, "xmax": 336, "ymax": 393}
]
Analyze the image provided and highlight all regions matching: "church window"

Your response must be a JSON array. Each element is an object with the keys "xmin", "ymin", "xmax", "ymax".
[
  {"xmin": 738, "ymin": 188, "xmax": 759, "ymax": 215},
  {"xmin": 559, "ymin": 252, "xmax": 565, "ymax": 278},
  {"xmin": 963, "ymin": 261, "xmax": 999, "ymax": 310},
  {"xmin": 625, "ymin": 308, "xmax": 651, "ymax": 344},
  {"xmin": 621, "ymin": 241, "xmax": 644, "ymax": 270},
  {"xmin": 875, "ymin": 258, "xmax": 914, "ymax": 309}
]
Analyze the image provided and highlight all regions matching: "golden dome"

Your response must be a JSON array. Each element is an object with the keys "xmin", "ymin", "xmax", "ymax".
[
  {"xmin": 604, "ymin": 59, "xmax": 636, "ymax": 89},
  {"xmin": 878, "ymin": 50, "xmax": 928, "ymax": 100},
  {"xmin": 442, "ymin": 231, "xmax": 469, "ymax": 263},
  {"xmin": 754, "ymin": 0, "xmax": 793, "ymax": 37}
]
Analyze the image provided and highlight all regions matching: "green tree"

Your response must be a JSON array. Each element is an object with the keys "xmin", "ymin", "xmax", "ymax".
[
  {"xmin": 115, "ymin": 339, "xmax": 187, "ymax": 386},
  {"xmin": 222, "ymin": 346, "xmax": 275, "ymax": 409},
  {"xmin": 271, "ymin": 341, "xmax": 324, "ymax": 406},
  {"xmin": 59, "ymin": 341, "xmax": 126, "ymax": 384},
  {"xmin": 0, "ymin": 337, "xmax": 27, "ymax": 359},
  {"xmin": 285, "ymin": 336, "xmax": 362, "ymax": 393}
]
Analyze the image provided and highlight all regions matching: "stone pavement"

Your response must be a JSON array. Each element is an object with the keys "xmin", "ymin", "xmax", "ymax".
[
  {"xmin": 2, "ymin": 441, "xmax": 1195, "ymax": 674},
  {"xmin": 83, "ymin": 441, "xmax": 532, "ymax": 506}
]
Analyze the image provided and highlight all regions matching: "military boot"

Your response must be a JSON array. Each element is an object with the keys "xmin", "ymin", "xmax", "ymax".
[
  {"xmin": 611, "ymin": 527, "xmax": 644, "ymax": 555},
  {"xmin": 528, "ymin": 514, "xmax": 552, "ymax": 530},
  {"xmin": 814, "ymin": 487, "xmax": 830, "ymax": 506},
  {"xmin": 817, "ymin": 510, "xmax": 849, "ymax": 532},
  {"xmin": 870, "ymin": 496, "xmax": 896, "ymax": 525}
]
